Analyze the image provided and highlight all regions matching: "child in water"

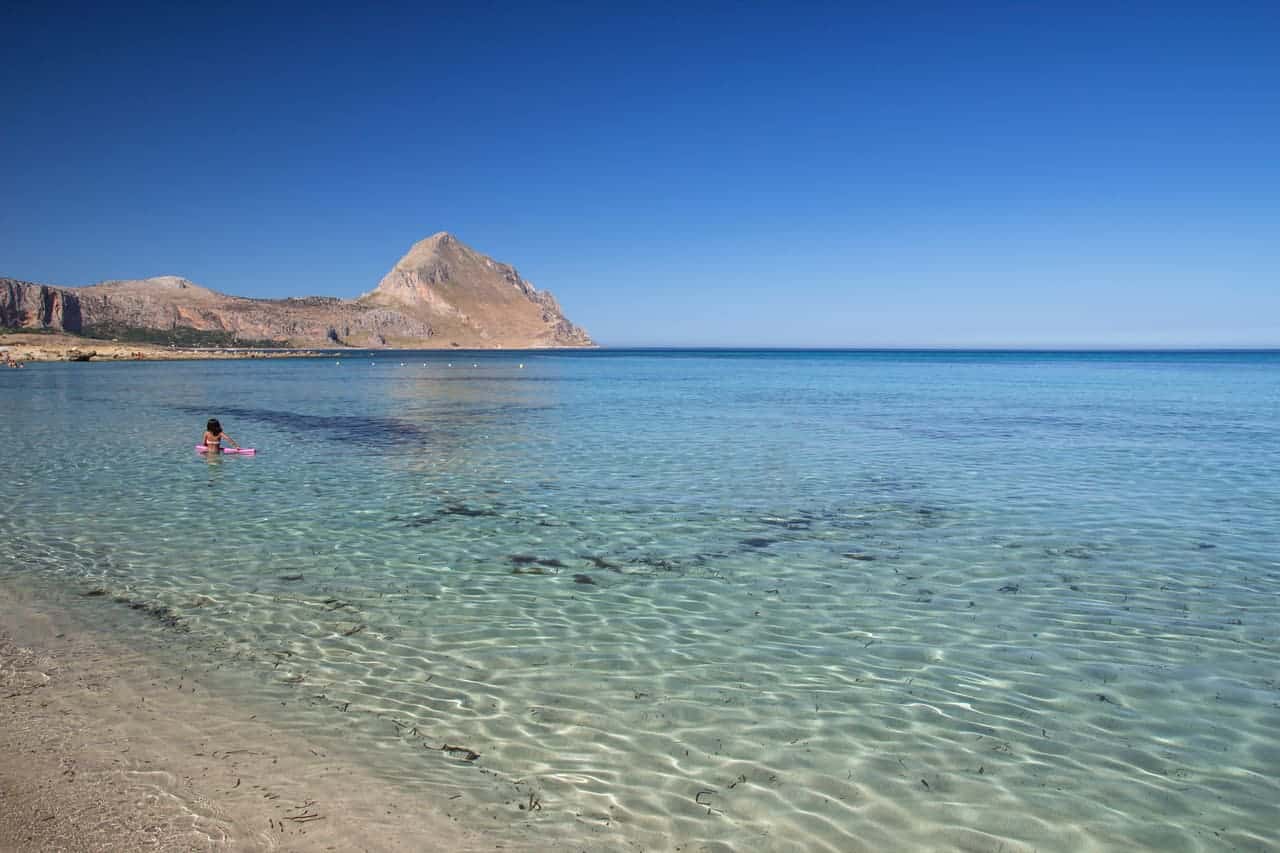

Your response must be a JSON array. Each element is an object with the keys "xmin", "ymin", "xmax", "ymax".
[{"xmin": 203, "ymin": 418, "xmax": 241, "ymax": 452}]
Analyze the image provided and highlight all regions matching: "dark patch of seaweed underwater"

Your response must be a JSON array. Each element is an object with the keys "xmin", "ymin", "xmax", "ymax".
[
  {"xmin": 82, "ymin": 588, "xmax": 188, "ymax": 631},
  {"xmin": 437, "ymin": 503, "xmax": 500, "ymax": 518},
  {"xmin": 172, "ymin": 404, "xmax": 426, "ymax": 447}
]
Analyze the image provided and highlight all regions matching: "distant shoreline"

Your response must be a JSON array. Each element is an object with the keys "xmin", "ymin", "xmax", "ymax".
[
  {"xmin": 0, "ymin": 331, "xmax": 597, "ymax": 363},
  {"xmin": 3, "ymin": 332, "xmax": 1275, "ymax": 364},
  {"xmin": 0, "ymin": 332, "xmax": 333, "ymax": 363}
]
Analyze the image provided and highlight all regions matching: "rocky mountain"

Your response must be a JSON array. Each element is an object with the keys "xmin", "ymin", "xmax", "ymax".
[
  {"xmin": 2, "ymin": 278, "xmax": 83, "ymax": 330},
  {"xmin": 362, "ymin": 233, "xmax": 592, "ymax": 347},
  {"xmin": 1, "ymin": 234, "xmax": 593, "ymax": 348}
]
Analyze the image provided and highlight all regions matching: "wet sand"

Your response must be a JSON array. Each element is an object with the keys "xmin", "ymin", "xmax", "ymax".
[{"xmin": 0, "ymin": 581, "xmax": 546, "ymax": 852}]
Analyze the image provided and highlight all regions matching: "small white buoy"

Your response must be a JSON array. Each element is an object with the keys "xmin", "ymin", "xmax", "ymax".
[
  {"xmin": 447, "ymin": 363, "xmax": 452, "ymax": 367},
  {"xmin": 472, "ymin": 363, "xmax": 478, "ymax": 368},
  {"xmin": 400, "ymin": 362, "xmax": 405, "ymax": 367},
  {"xmin": 519, "ymin": 363, "xmax": 524, "ymax": 369}
]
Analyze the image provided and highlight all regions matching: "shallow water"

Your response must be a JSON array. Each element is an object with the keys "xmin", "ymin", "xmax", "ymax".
[{"xmin": 2, "ymin": 350, "xmax": 1278, "ymax": 851}]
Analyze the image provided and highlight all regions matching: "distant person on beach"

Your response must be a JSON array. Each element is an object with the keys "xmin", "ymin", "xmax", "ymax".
[{"xmin": 203, "ymin": 418, "xmax": 240, "ymax": 451}]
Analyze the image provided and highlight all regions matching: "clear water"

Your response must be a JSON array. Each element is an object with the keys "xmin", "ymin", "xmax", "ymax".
[{"xmin": 2, "ymin": 350, "xmax": 1278, "ymax": 852}]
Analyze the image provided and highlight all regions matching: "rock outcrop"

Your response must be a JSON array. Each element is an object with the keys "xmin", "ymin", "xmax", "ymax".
[
  {"xmin": 1, "ymin": 235, "xmax": 593, "ymax": 348},
  {"xmin": 1, "ymin": 279, "xmax": 83, "ymax": 332}
]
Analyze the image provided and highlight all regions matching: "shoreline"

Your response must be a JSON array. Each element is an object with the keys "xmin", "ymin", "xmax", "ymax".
[
  {"xmin": 0, "ymin": 332, "xmax": 332, "ymax": 364},
  {"xmin": 0, "ymin": 332, "xmax": 599, "ymax": 364},
  {"xmin": 0, "ymin": 578, "xmax": 551, "ymax": 852}
]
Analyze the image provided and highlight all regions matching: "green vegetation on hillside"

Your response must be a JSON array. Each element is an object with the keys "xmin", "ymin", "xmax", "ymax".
[
  {"xmin": 80, "ymin": 324, "xmax": 287, "ymax": 348},
  {"xmin": 0, "ymin": 326, "xmax": 62, "ymax": 336}
]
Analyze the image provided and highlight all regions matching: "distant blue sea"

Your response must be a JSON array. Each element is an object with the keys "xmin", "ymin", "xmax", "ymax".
[{"xmin": 3, "ymin": 349, "xmax": 1278, "ymax": 851}]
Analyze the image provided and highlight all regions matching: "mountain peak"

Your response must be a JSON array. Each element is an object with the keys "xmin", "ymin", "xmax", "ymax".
[
  {"xmin": 411, "ymin": 230, "xmax": 456, "ymax": 250},
  {"xmin": 392, "ymin": 232, "xmax": 468, "ymax": 270},
  {"xmin": 362, "ymin": 233, "xmax": 593, "ymax": 347}
]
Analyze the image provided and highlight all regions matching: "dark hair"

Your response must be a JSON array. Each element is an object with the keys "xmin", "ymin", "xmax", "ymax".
[{"xmin": 207, "ymin": 418, "xmax": 222, "ymax": 435}]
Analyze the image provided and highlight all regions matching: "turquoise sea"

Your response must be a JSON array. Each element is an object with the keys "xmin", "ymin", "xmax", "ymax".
[{"xmin": 2, "ymin": 349, "xmax": 1278, "ymax": 851}]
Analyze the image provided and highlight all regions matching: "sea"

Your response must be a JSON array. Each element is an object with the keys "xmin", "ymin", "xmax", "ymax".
[{"xmin": 2, "ymin": 349, "xmax": 1278, "ymax": 852}]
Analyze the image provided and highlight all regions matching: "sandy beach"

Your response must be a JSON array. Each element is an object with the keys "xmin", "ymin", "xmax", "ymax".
[
  {"xmin": 0, "ymin": 333, "xmax": 332, "ymax": 364},
  {"xmin": 0, "ymin": 581, "xmax": 549, "ymax": 852}
]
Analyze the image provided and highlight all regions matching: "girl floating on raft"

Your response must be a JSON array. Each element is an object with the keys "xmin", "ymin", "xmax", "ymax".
[{"xmin": 202, "ymin": 418, "xmax": 240, "ymax": 452}]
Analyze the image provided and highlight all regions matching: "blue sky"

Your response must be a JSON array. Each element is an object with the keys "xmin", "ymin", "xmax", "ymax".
[{"xmin": 2, "ymin": 1, "xmax": 1277, "ymax": 346}]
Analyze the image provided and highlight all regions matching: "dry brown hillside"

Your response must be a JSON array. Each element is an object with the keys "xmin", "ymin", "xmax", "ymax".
[{"xmin": 1, "ymin": 234, "xmax": 593, "ymax": 349}]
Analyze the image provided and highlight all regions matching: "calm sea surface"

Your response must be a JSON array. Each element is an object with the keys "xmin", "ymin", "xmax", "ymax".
[{"xmin": 2, "ymin": 350, "xmax": 1278, "ymax": 851}]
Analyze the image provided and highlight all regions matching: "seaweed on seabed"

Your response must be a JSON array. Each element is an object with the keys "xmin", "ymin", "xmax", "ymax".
[
  {"xmin": 171, "ymin": 404, "xmax": 426, "ymax": 448},
  {"xmin": 438, "ymin": 743, "xmax": 481, "ymax": 761},
  {"xmin": 128, "ymin": 600, "xmax": 187, "ymax": 630},
  {"xmin": 508, "ymin": 554, "xmax": 566, "ymax": 569},
  {"xmin": 438, "ymin": 503, "xmax": 500, "ymax": 518},
  {"xmin": 82, "ymin": 588, "xmax": 188, "ymax": 632},
  {"xmin": 635, "ymin": 556, "xmax": 679, "ymax": 573},
  {"xmin": 511, "ymin": 566, "xmax": 549, "ymax": 575}
]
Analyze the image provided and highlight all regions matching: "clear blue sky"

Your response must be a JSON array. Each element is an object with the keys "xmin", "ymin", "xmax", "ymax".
[{"xmin": 2, "ymin": 1, "xmax": 1277, "ymax": 346}]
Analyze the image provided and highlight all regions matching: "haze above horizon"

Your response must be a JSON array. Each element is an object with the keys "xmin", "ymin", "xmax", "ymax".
[{"xmin": 2, "ymin": 1, "xmax": 1276, "ymax": 347}]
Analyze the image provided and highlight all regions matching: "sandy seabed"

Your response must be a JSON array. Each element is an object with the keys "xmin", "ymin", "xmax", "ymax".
[{"xmin": 0, "ymin": 581, "xmax": 548, "ymax": 852}]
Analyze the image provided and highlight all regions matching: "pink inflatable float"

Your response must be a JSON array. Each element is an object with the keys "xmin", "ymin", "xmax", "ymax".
[{"xmin": 196, "ymin": 445, "xmax": 256, "ymax": 455}]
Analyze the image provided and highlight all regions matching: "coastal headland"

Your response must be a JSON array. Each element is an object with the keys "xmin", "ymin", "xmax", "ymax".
[{"xmin": 1, "ymin": 233, "xmax": 594, "ymax": 354}]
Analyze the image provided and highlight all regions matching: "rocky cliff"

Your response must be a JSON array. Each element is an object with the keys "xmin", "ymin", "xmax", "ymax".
[
  {"xmin": 1, "ymin": 234, "xmax": 593, "ymax": 348},
  {"xmin": 360, "ymin": 232, "xmax": 593, "ymax": 348},
  {"xmin": 1, "ymin": 279, "xmax": 83, "ymax": 332}
]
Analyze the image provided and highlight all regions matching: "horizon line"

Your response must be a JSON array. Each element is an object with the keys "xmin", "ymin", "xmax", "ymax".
[{"xmin": 583, "ymin": 344, "xmax": 1280, "ymax": 352}]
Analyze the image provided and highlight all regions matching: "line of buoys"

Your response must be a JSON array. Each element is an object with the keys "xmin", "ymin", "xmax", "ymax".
[{"xmin": 331, "ymin": 359, "xmax": 531, "ymax": 369}]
